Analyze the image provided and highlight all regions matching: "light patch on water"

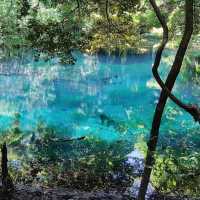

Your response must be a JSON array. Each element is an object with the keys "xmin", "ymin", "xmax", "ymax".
[
  {"xmin": 0, "ymin": 100, "xmax": 19, "ymax": 117},
  {"xmin": 146, "ymin": 78, "xmax": 160, "ymax": 90}
]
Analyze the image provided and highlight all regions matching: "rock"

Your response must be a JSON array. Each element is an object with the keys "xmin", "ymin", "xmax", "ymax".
[
  {"xmin": 126, "ymin": 179, "xmax": 155, "ymax": 200},
  {"xmin": 125, "ymin": 150, "xmax": 155, "ymax": 199},
  {"xmin": 126, "ymin": 149, "xmax": 144, "ymax": 176}
]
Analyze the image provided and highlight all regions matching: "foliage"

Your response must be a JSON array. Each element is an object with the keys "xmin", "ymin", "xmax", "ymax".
[
  {"xmin": 152, "ymin": 127, "xmax": 200, "ymax": 197},
  {"xmin": 0, "ymin": 122, "xmax": 133, "ymax": 190},
  {"xmin": 0, "ymin": 0, "xmax": 199, "ymax": 198},
  {"xmin": 1, "ymin": 0, "xmax": 199, "ymax": 60}
]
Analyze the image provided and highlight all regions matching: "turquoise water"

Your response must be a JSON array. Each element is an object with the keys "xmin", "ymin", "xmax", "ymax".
[{"xmin": 0, "ymin": 51, "xmax": 199, "ymax": 142}]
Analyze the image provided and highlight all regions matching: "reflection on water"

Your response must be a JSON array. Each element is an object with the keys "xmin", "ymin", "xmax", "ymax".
[{"xmin": 0, "ymin": 51, "xmax": 199, "ymax": 141}]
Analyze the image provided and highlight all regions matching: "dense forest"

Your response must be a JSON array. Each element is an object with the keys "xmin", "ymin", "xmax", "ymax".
[{"xmin": 0, "ymin": 0, "xmax": 200, "ymax": 200}]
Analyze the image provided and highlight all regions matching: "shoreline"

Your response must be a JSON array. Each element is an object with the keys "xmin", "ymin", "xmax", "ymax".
[{"xmin": 0, "ymin": 184, "xmax": 199, "ymax": 200}]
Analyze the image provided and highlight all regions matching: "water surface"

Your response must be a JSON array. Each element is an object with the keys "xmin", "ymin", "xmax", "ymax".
[{"xmin": 0, "ymin": 51, "xmax": 199, "ymax": 142}]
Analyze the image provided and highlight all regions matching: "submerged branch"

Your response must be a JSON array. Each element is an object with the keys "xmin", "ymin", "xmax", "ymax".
[{"xmin": 49, "ymin": 136, "xmax": 86, "ymax": 143}]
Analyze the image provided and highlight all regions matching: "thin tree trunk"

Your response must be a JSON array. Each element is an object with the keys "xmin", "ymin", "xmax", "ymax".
[
  {"xmin": 150, "ymin": 0, "xmax": 200, "ymax": 122},
  {"xmin": 1, "ymin": 143, "xmax": 8, "ymax": 184},
  {"xmin": 138, "ymin": 0, "xmax": 194, "ymax": 199},
  {"xmin": 1, "ymin": 143, "xmax": 14, "ymax": 193}
]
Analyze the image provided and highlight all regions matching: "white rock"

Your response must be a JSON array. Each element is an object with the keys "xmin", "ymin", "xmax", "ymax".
[
  {"xmin": 127, "ymin": 149, "xmax": 144, "ymax": 160},
  {"xmin": 126, "ymin": 149, "xmax": 144, "ymax": 175},
  {"xmin": 128, "ymin": 179, "xmax": 155, "ymax": 199}
]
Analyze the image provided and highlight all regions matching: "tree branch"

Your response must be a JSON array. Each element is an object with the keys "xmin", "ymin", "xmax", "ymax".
[
  {"xmin": 76, "ymin": 0, "xmax": 81, "ymax": 19},
  {"xmin": 105, "ymin": 0, "xmax": 121, "ymax": 33},
  {"xmin": 138, "ymin": 1, "xmax": 196, "ymax": 199},
  {"xmin": 150, "ymin": 0, "xmax": 200, "ymax": 123},
  {"xmin": 105, "ymin": 0, "xmax": 111, "ymax": 31},
  {"xmin": 105, "ymin": 0, "xmax": 128, "ymax": 35},
  {"xmin": 1, "ymin": 143, "xmax": 14, "ymax": 193}
]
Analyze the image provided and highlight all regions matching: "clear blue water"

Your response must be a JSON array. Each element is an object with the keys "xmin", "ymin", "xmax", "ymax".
[{"xmin": 0, "ymin": 51, "xmax": 199, "ymax": 142}]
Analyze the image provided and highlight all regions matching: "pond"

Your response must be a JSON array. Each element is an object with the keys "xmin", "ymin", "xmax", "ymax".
[
  {"xmin": 0, "ymin": 51, "xmax": 199, "ymax": 191},
  {"xmin": 0, "ymin": 51, "xmax": 198, "ymax": 137}
]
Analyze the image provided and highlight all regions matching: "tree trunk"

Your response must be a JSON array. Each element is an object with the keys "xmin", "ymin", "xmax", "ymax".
[
  {"xmin": 2, "ymin": 143, "xmax": 8, "ymax": 183},
  {"xmin": 1, "ymin": 143, "xmax": 14, "ymax": 193},
  {"xmin": 138, "ymin": 0, "xmax": 194, "ymax": 199}
]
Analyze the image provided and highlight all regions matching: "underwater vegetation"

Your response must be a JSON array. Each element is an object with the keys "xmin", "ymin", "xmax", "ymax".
[
  {"xmin": 0, "ymin": 121, "xmax": 133, "ymax": 190},
  {"xmin": 0, "ymin": 111, "xmax": 200, "ymax": 197}
]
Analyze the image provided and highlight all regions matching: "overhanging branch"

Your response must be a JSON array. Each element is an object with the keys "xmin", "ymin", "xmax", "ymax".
[{"xmin": 149, "ymin": 0, "xmax": 200, "ymax": 123}]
